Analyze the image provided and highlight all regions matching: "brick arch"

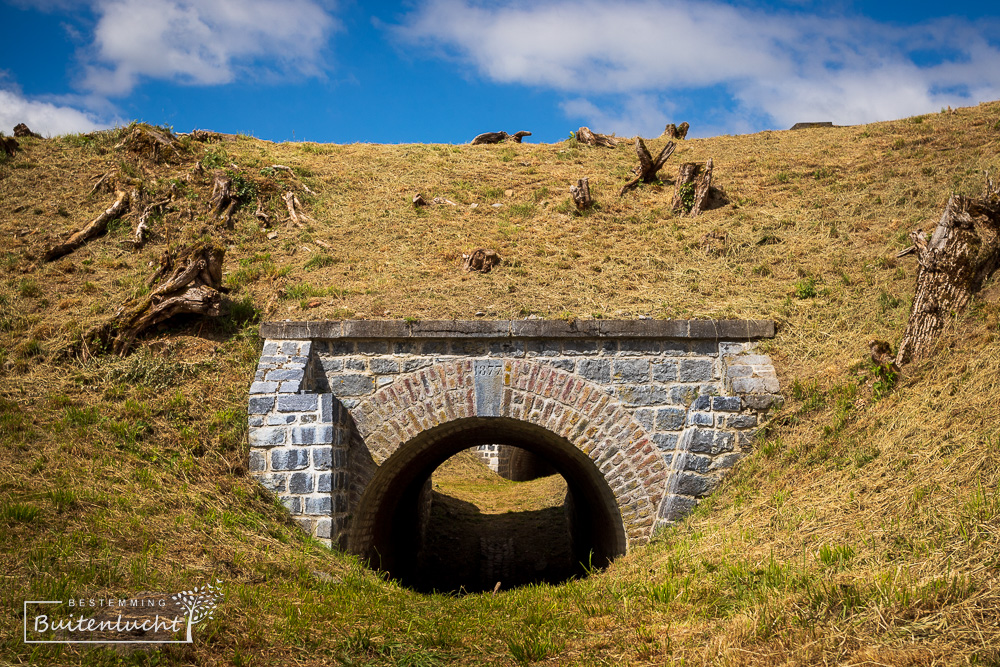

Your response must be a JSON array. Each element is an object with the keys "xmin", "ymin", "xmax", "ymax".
[{"xmin": 347, "ymin": 359, "xmax": 670, "ymax": 556}]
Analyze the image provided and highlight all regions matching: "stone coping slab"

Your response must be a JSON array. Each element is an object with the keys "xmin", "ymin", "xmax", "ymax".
[{"xmin": 260, "ymin": 319, "xmax": 776, "ymax": 340}]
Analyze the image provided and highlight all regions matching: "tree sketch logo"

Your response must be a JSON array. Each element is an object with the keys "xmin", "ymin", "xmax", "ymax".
[{"xmin": 171, "ymin": 580, "xmax": 223, "ymax": 643}]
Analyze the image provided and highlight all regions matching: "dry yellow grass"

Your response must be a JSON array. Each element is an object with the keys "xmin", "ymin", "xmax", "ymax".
[{"xmin": 1, "ymin": 102, "xmax": 999, "ymax": 665}]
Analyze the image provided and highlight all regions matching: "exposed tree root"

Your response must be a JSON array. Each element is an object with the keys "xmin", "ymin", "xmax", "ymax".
[
  {"xmin": 463, "ymin": 248, "xmax": 501, "ymax": 273},
  {"xmin": 44, "ymin": 190, "xmax": 131, "ymax": 262},
  {"xmin": 576, "ymin": 127, "xmax": 622, "ymax": 148},
  {"xmin": 88, "ymin": 242, "xmax": 227, "ymax": 355},
  {"xmin": 619, "ymin": 138, "xmax": 675, "ymax": 196}
]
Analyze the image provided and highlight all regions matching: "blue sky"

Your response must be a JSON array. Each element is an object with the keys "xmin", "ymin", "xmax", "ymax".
[{"xmin": 2, "ymin": 0, "xmax": 998, "ymax": 143}]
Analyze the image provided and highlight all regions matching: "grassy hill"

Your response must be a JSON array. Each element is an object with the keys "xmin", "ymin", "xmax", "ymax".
[{"xmin": 1, "ymin": 102, "xmax": 999, "ymax": 665}]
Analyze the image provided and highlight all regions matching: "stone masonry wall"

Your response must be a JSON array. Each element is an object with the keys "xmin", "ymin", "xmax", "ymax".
[{"xmin": 247, "ymin": 320, "xmax": 780, "ymax": 549}]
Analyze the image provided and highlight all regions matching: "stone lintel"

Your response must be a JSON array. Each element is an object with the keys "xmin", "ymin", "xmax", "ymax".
[{"xmin": 260, "ymin": 319, "xmax": 776, "ymax": 341}]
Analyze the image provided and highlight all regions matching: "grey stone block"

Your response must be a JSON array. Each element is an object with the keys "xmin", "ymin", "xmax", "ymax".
[
  {"xmin": 315, "ymin": 518, "xmax": 332, "ymax": 539},
  {"xmin": 320, "ymin": 394, "xmax": 333, "ymax": 422},
  {"xmin": 277, "ymin": 381, "xmax": 301, "ymax": 393},
  {"xmin": 376, "ymin": 376, "xmax": 393, "ymax": 387},
  {"xmin": 616, "ymin": 386, "xmax": 669, "ymax": 406},
  {"xmin": 680, "ymin": 359, "xmax": 715, "ymax": 382},
  {"xmin": 256, "ymin": 473, "xmax": 286, "ymax": 492},
  {"xmin": 688, "ymin": 411, "xmax": 713, "ymax": 427},
  {"xmin": 712, "ymin": 452, "xmax": 744, "ymax": 470},
  {"xmin": 632, "ymin": 408, "xmax": 654, "ymax": 431},
  {"xmin": 727, "ymin": 414, "xmax": 758, "ymax": 429},
  {"xmin": 249, "ymin": 451, "xmax": 266, "ymax": 472},
  {"xmin": 248, "ymin": 416, "xmax": 264, "ymax": 427},
  {"xmin": 266, "ymin": 415, "xmax": 295, "ymax": 425},
  {"xmin": 659, "ymin": 494, "xmax": 698, "ymax": 521},
  {"xmin": 249, "ymin": 396, "xmax": 275, "ymax": 414},
  {"xmin": 342, "ymin": 320, "xmax": 410, "ymax": 338},
  {"xmin": 313, "ymin": 447, "xmax": 332, "ymax": 470},
  {"xmin": 689, "ymin": 340, "xmax": 719, "ymax": 356},
  {"xmin": 576, "ymin": 359, "xmax": 611, "ymax": 383},
  {"xmin": 280, "ymin": 341, "xmax": 301, "ymax": 355},
  {"xmin": 652, "ymin": 433, "xmax": 678, "ymax": 451},
  {"xmin": 488, "ymin": 340, "xmax": 525, "ymax": 357},
  {"xmin": 675, "ymin": 472, "xmax": 715, "ymax": 497},
  {"xmin": 682, "ymin": 454, "xmax": 713, "ymax": 473},
  {"xmin": 281, "ymin": 496, "xmax": 302, "ymax": 515},
  {"xmin": 686, "ymin": 428, "xmax": 717, "ymax": 453},
  {"xmin": 691, "ymin": 395, "xmax": 712, "ymax": 411},
  {"xmin": 618, "ymin": 339, "xmax": 661, "ymax": 355},
  {"xmin": 277, "ymin": 394, "xmax": 318, "ymax": 412},
  {"xmin": 262, "ymin": 341, "xmax": 279, "ymax": 355},
  {"xmin": 712, "ymin": 396, "xmax": 742, "ymax": 412},
  {"xmin": 651, "ymin": 360, "xmax": 678, "ymax": 382},
  {"xmin": 289, "ymin": 472, "xmax": 314, "ymax": 494},
  {"xmin": 249, "ymin": 427, "xmax": 285, "ymax": 447},
  {"xmin": 306, "ymin": 497, "xmax": 332, "ymax": 515},
  {"xmin": 250, "ymin": 381, "xmax": 278, "ymax": 394},
  {"xmin": 329, "ymin": 374, "xmax": 374, "ymax": 395},
  {"xmin": 742, "ymin": 394, "xmax": 784, "ymax": 411},
  {"xmin": 292, "ymin": 426, "xmax": 333, "ymax": 445},
  {"xmin": 548, "ymin": 358, "xmax": 575, "ymax": 371},
  {"xmin": 344, "ymin": 358, "xmax": 366, "ymax": 370},
  {"xmin": 656, "ymin": 407, "xmax": 686, "ymax": 431},
  {"xmin": 525, "ymin": 340, "xmax": 560, "ymax": 357},
  {"xmin": 402, "ymin": 358, "xmax": 433, "ymax": 373},
  {"xmin": 612, "ymin": 359, "xmax": 650, "ymax": 383},
  {"xmin": 324, "ymin": 341, "xmax": 355, "ymax": 356},
  {"xmin": 356, "ymin": 341, "xmax": 390, "ymax": 355},
  {"xmin": 561, "ymin": 339, "xmax": 601, "ymax": 355},
  {"xmin": 271, "ymin": 448, "xmax": 310, "ymax": 470},
  {"xmin": 317, "ymin": 472, "xmax": 332, "ymax": 493},
  {"xmin": 370, "ymin": 358, "xmax": 399, "ymax": 374},
  {"xmin": 670, "ymin": 386, "xmax": 700, "ymax": 406},
  {"xmin": 662, "ymin": 340, "xmax": 687, "ymax": 355},
  {"xmin": 320, "ymin": 358, "xmax": 343, "ymax": 372}
]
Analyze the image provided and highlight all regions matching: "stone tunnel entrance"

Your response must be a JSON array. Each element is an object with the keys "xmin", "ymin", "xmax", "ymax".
[
  {"xmin": 247, "ymin": 319, "xmax": 780, "ymax": 591},
  {"xmin": 350, "ymin": 417, "xmax": 626, "ymax": 592}
]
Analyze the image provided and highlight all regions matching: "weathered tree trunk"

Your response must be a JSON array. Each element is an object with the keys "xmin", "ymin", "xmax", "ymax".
[
  {"xmin": 89, "ymin": 242, "xmax": 227, "ymax": 355},
  {"xmin": 471, "ymin": 131, "xmax": 509, "ymax": 145},
  {"xmin": 576, "ymin": 127, "xmax": 620, "ymax": 148},
  {"xmin": 44, "ymin": 190, "xmax": 131, "ymax": 261},
  {"xmin": 570, "ymin": 177, "xmax": 594, "ymax": 211},
  {"xmin": 463, "ymin": 248, "xmax": 501, "ymax": 273},
  {"xmin": 619, "ymin": 138, "xmax": 675, "ymax": 196},
  {"xmin": 13, "ymin": 123, "xmax": 42, "ymax": 138},
  {"xmin": 663, "ymin": 122, "xmax": 690, "ymax": 139},
  {"xmin": 114, "ymin": 125, "xmax": 181, "ymax": 162},
  {"xmin": 510, "ymin": 131, "xmax": 531, "ymax": 143},
  {"xmin": 210, "ymin": 171, "xmax": 236, "ymax": 225},
  {"xmin": 896, "ymin": 180, "xmax": 1000, "ymax": 366},
  {"xmin": 1, "ymin": 135, "xmax": 18, "ymax": 157},
  {"xmin": 671, "ymin": 159, "xmax": 713, "ymax": 216}
]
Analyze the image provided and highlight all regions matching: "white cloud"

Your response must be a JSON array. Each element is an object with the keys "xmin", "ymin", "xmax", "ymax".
[
  {"xmin": 0, "ymin": 89, "xmax": 110, "ymax": 136},
  {"xmin": 395, "ymin": 0, "xmax": 1000, "ymax": 132},
  {"xmin": 79, "ymin": 0, "xmax": 338, "ymax": 96}
]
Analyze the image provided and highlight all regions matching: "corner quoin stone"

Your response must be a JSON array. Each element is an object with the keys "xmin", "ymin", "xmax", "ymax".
[{"xmin": 247, "ymin": 320, "xmax": 780, "ymax": 551}]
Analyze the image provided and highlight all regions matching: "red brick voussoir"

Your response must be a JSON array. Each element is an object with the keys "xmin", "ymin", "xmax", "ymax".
[{"xmin": 350, "ymin": 358, "xmax": 669, "ymax": 546}]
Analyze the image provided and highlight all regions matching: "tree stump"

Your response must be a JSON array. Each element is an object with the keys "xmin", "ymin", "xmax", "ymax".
[
  {"xmin": 1, "ymin": 135, "xmax": 18, "ymax": 157},
  {"xmin": 510, "ymin": 131, "xmax": 532, "ymax": 143},
  {"xmin": 619, "ymin": 138, "xmax": 675, "ymax": 196},
  {"xmin": 463, "ymin": 248, "xmax": 501, "ymax": 273},
  {"xmin": 570, "ymin": 178, "xmax": 594, "ymax": 211},
  {"xmin": 671, "ymin": 159, "xmax": 713, "ymax": 216},
  {"xmin": 114, "ymin": 125, "xmax": 182, "ymax": 162},
  {"xmin": 896, "ymin": 179, "xmax": 1000, "ymax": 366},
  {"xmin": 90, "ymin": 242, "xmax": 227, "ymax": 355},
  {"xmin": 576, "ymin": 127, "xmax": 620, "ymax": 148},
  {"xmin": 472, "ymin": 132, "xmax": 509, "ymax": 145},
  {"xmin": 13, "ymin": 123, "xmax": 42, "ymax": 138},
  {"xmin": 663, "ymin": 122, "xmax": 689, "ymax": 139}
]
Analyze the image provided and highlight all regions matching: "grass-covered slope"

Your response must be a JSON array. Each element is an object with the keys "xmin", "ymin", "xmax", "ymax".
[{"xmin": 1, "ymin": 103, "xmax": 999, "ymax": 665}]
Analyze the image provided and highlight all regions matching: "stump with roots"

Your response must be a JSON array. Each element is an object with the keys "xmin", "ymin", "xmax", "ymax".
[
  {"xmin": 663, "ymin": 122, "xmax": 690, "ymax": 140},
  {"xmin": 895, "ymin": 178, "xmax": 1000, "ymax": 366},
  {"xmin": 671, "ymin": 159, "xmax": 713, "ymax": 216},
  {"xmin": 89, "ymin": 242, "xmax": 227, "ymax": 355},
  {"xmin": 576, "ymin": 127, "xmax": 622, "ymax": 148},
  {"xmin": 570, "ymin": 178, "xmax": 594, "ymax": 211},
  {"xmin": 619, "ymin": 138, "xmax": 676, "ymax": 196}
]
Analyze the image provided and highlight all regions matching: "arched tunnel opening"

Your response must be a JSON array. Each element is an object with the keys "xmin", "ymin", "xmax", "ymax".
[{"xmin": 347, "ymin": 417, "xmax": 627, "ymax": 593}]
